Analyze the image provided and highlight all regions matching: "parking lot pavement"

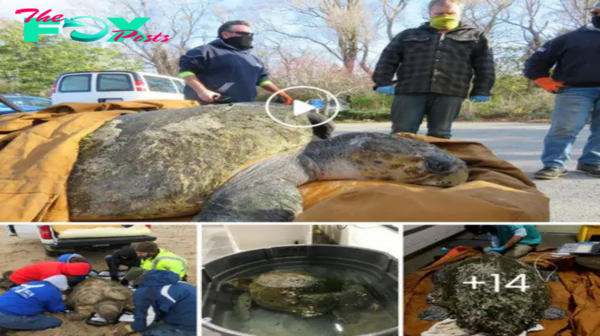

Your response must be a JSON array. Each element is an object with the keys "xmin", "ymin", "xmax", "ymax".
[{"xmin": 335, "ymin": 122, "xmax": 598, "ymax": 222}]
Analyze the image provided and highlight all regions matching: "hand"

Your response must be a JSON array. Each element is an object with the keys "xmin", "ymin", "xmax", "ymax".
[
  {"xmin": 375, "ymin": 85, "xmax": 395, "ymax": 95},
  {"xmin": 112, "ymin": 324, "xmax": 134, "ymax": 336},
  {"xmin": 486, "ymin": 247, "xmax": 506, "ymax": 253},
  {"xmin": 469, "ymin": 96, "xmax": 490, "ymax": 103},
  {"xmin": 197, "ymin": 89, "xmax": 221, "ymax": 103},
  {"xmin": 534, "ymin": 77, "xmax": 565, "ymax": 93},
  {"xmin": 278, "ymin": 92, "xmax": 293, "ymax": 105}
]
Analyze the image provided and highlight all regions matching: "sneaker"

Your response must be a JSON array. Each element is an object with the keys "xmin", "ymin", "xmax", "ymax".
[
  {"xmin": 534, "ymin": 167, "xmax": 568, "ymax": 180},
  {"xmin": 577, "ymin": 164, "xmax": 600, "ymax": 177}
]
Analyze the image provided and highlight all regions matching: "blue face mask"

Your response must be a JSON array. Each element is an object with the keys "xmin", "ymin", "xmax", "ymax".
[{"xmin": 593, "ymin": 15, "xmax": 600, "ymax": 28}]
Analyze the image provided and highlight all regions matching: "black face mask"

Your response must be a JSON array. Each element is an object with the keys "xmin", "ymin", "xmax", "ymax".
[
  {"xmin": 223, "ymin": 35, "xmax": 253, "ymax": 50},
  {"xmin": 593, "ymin": 16, "xmax": 600, "ymax": 28}
]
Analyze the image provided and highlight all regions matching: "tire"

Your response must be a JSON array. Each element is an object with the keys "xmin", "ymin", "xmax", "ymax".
[{"xmin": 43, "ymin": 245, "xmax": 63, "ymax": 257}]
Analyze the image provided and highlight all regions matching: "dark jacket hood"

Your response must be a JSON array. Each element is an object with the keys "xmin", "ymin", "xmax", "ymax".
[
  {"xmin": 118, "ymin": 246, "xmax": 137, "ymax": 260},
  {"xmin": 140, "ymin": 270, "xmax": 180, "ymax": 287}
]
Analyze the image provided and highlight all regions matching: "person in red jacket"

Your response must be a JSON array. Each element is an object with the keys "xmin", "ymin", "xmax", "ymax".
[{"xmin": 7, "ymin": 262, "xmax": 90, "ymax": 287}]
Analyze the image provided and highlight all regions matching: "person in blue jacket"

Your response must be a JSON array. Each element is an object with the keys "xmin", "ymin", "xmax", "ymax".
[
  {"xmin": 0, "ymin": 275, "xmax": 68, "ymax": 333},
  {"xmin": 57, "ymin": 253, "xmax": 91, "ymax": 286},
  {"xmin": 112, "ymin": 268, "xmax": 196, "ymax": 336}
]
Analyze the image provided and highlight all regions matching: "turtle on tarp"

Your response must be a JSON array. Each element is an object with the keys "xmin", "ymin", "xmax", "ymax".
[{"xmin": 418, "ymin": 253, "xmax": 567, "ymax": 336}]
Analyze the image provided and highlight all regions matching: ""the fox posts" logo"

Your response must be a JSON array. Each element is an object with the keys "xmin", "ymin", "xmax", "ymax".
[{"xmin": 15, "ymin": 9, "xmax": 172, "ymax": 43}]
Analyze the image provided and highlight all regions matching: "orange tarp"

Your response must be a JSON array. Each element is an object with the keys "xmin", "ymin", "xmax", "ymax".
[
  {"xmin": 0, "ymin": 100, "xmax": 199, "ymax": 222},
  {"xmin": 0, "ymin": 100, "xmax": 549, "ymax": 222},
  {"xmin": 404, "ymin": 248, "xmax": 600, "ymax": 336}
]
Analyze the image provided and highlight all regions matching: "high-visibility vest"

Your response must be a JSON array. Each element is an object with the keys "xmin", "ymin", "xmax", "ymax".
[{"xmin": 140, "ymin": 249, "xmax": 187, "ymax": 279}]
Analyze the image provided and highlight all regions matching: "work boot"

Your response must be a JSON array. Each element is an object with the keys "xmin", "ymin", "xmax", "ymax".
[
  {"xmin": 534, "ymin": 167, "xmax": 568, "ymax": 180},
  {"xmin": 0, "ymin": 327, "xmax": 7, "ymax": 336},
  {"xmin": 577, "ymin": 164, "xmax": 600, "ymax": 177}
]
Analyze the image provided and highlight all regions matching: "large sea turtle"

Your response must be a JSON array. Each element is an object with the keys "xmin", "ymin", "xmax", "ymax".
[
  {"xmin": 66, "ymin": 277, "xmax": 134, "ymax": 324},
  {"xmin": 67, "ymin": 103, "xmax": 469, "ymax": 222},
  {"xmin": 418, "ymin": 253, "xmax": 567, "ymax": 336},
  {"xmin": 222, "ymin": 270, "xmax": 380, "ymax": 323}
]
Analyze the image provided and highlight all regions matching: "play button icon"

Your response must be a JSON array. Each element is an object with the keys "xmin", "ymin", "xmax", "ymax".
[
  {"xmin": 293, "ymin": 100, "xmax": 317, "ymax": 116},
  {"xmin": 264, "ymin": 85, "xmax": 340, "ymax": 129}
]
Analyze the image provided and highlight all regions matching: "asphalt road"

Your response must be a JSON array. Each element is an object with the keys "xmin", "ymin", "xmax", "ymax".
[{"xmin": 334, "ymin": 122, "xmax": 598, "ymax": 222}]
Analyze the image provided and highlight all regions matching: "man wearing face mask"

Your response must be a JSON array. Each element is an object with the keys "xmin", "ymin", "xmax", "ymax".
[
  {"xmin": 372, "ymin": 0, "xmax": 495, "ymax": 138},
  {"xmin": 523, "ymin": 2, "xmax": 600, "ymax": 179},
  {"xmin": 179, "ymin": 20, "xmax": 293, "ymax": 105}
]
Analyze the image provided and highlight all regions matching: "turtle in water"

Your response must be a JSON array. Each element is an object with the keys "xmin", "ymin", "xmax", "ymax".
[
  {"xmin": 67, "ymin": 103, "xmax": 468, "ymax": 222},
  {"xmin": 418, "ymin": 253, "xmax": 567, "ymax": 336},
  {"xmin": 66, "ymin": 277, "xmax": 134, "ymax": 324},
  {"xmin": 222, "ymin": 270, "xmax": 380, "ymax": 323}
]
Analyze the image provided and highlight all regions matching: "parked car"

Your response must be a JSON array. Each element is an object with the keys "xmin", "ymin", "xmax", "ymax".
[
  {"xmin": 0, "ymin": 94, "xmax": 52, "ymax": 114},
  {"xmin": 4, "ymin": 224, "xmax": 156, "ymax": 256},
  {"xmin": 51, "ymin": 71, "xmax": 185, "ymax": 104}
]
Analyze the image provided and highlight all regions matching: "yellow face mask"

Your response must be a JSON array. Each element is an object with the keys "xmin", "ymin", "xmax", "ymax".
[{"xmin": 430, "ymin": 14, "xmax": 460, "ymax": 30}]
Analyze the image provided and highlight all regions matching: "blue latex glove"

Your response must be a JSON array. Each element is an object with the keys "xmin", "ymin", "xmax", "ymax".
[
  {"xmin": 469, "ymin": 95, "xmax": 491, "ymax": 103},
  {"xmin": 376, "ymin": 85, "xmax": 395, "ymax": 95},
  {"xmin": 486, "ymin": 247, "xmax": 506, "ymax": 253}
]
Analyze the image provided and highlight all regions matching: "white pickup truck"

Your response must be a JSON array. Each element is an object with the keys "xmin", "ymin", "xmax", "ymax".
[{"xmin": 4, "ymin": 224, "xmax": 157, "ymax": 256}]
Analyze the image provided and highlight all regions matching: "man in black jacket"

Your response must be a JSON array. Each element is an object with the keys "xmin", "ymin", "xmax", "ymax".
[
  {"xmin": 104, "ymin": 246, "xmax": 140, "ymax": 284},
  {"xmin": 179, "ymin": 20, "xmax": 292, "ymax": 105},
  {"xmin": 523, "ymin": 2, "xmax": 600, "ymax": 179},
  {"xmin": 372, "ymin": 0, "xmax": 495, "ymax": 138}
]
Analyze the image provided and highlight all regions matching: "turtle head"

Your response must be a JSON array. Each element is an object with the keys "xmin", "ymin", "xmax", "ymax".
[
  {"xmin": 326, "ymin": 133, "xmax": 469, "ymax": 187},
  {"xmin": 222, "ymin": 278, "xmax": 254, "ymax": 292}
]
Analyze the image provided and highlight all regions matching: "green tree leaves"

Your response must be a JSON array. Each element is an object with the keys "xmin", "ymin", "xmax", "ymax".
[{"xmin": 0, "ymin": 20, "xmax": 143, "ymax": 96}]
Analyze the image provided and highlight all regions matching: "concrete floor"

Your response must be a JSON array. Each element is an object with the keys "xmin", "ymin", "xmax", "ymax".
[
  {"xmin": 404, "ymin": 227, "xmax": 578, "ymax": 274},
  {"xmin": 335, "ymin": 122, "xmax": 598, "ymax": 222}
]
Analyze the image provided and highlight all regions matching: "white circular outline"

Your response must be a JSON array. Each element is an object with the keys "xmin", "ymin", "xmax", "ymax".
[{"xmin": 265, "ymin": 86, "xmax": 340, "ymax": 128}]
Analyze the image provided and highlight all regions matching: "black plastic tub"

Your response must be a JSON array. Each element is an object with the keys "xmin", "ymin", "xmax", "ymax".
[{"xmin": 202, "ymin": 244, "xmax": 399, "ymax": 336}]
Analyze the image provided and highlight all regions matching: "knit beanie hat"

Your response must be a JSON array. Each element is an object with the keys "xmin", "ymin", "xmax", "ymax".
[{"xmin": 44, "ymin": 275, "xmax": 69, "ymax": 291}]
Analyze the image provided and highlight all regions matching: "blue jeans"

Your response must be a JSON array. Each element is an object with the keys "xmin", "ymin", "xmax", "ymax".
[
  {"xmin": 542, "ymin": 87, "xmax": 600, "ymax": 168},
  {"xmin": 143, "ymin": 324, "xmax": 196, "ymax": 336},
  {"xmin": 391, "ymin": 93, "xmax": 464, "ymax": 139},
  {"xmin": 0, "ymin": 313, "xmax": 62, "ymax": 330}
]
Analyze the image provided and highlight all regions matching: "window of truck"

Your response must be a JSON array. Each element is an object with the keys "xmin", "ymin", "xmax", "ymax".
[
  {"xmin": 97, "ymin": 74, "xmax": 134, "ymax": 92},
  {"xmin": 24, "ymin": 97, "xmax": 51, "ymax": 107},
  {"xmin": 173, "ymin": 80, "xmax": 185, "ymax": 93},
  {"xmin": 59, "ymin": 75, "xmax": 92, "ymax": 92},
  {"xmin": 144, "ymin": 75, "xmax": 177, "ymax": 93}
]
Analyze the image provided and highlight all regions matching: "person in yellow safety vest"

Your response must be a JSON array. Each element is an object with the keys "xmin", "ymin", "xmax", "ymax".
[{"xmin": 134, "ymin": 242, "xmax": 188, "ymax": 281}]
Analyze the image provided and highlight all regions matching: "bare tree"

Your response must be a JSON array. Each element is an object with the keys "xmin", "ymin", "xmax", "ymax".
[
  {"xmin": 553, "ymin": 0, "xmax": 596, "ymax": 29},
  {"xmin": 462, "ymin": 0, "xmax": 515, "ymax": 38},
  {"xmin": 101, "ymin": 0, "xmax": 211, "ymax": 76},
  {"xmin": 499, "ymin": 0, "xmax": 550, "ymax": 60},
  {"xmin": 380, "ymin": 0, "xmax": 410, "ymax": 41},
  {"xmin": 262, "ymin": 0, "xmax": 380, "ymax": 74}
]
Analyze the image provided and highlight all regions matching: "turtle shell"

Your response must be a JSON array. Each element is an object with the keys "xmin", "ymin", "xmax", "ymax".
[{"xmin": 430, "ymin": 253, "xmax": 551, "ymax": 336}]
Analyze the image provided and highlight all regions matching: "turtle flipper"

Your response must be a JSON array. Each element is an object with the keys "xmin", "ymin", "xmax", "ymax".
[
  {"xmin": 417, "ymin": 306, "xmax": 450, "ymax": 321},
  {"xmin": 332, "ymin": 308, "xmax": 359, "ymax": 324},
  {"xmin": 234, "ymin": 292, "xmax": 252, "ymax": 321},
  {"xmin": 194, "ymin": 172, "xmax": 306, "ymax": 222}
]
